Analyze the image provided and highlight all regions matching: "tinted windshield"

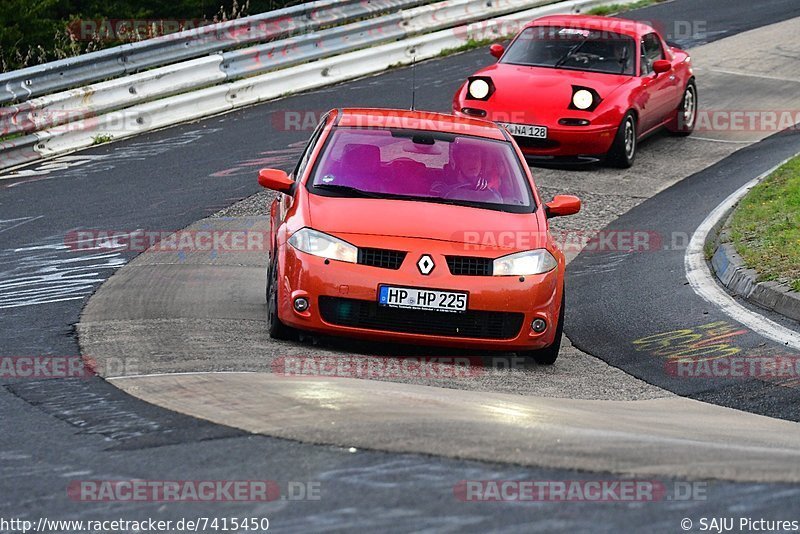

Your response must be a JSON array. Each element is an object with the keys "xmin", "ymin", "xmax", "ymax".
[
  {"xmin": 502, "ymin": 26, "xmax": 636, "ymax": 75},
  {"xmin": 309, "ymin": 128, "xmax": 533, "ymax": 212}
]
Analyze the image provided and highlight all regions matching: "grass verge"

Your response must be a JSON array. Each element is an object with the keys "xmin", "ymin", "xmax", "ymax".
[
  {"xmin": 586, "ymin": 0, "xmax": 667, "ymax": 16},
  {"xmin": 729, "ymin": 156, "xmax": 800, "ymax": 292},
  {"xmin": 438, "ymin": 38, "xmax": 499, "ymax": 58}
]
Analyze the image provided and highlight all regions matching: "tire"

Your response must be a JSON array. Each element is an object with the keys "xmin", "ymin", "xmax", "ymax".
[
  {"xmin": 668, "ymin": 80, "xmax": 697, "ymax": 136},
  {"xmin": 518, "ymin": 290, "xmax": 565, "ymax": 366},
  {"xmin": 606, "ymin": 111, "xmax": 637, "ymax": 168},
  {"xmin": 266, "ymin": 259, "xmax": 296, "ymax": 340}
]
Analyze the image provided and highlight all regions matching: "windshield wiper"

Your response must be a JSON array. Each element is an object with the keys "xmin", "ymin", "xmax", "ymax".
[
  {"xmin": 313, "ymin": 183, "xmax": 382, "ymax": 198},
  {"xmin": 554, "ymin": 38, "xmax": 588, "ymax": 68}
]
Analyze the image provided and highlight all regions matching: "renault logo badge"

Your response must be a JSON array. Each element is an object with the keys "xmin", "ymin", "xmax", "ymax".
[{"xmin": 417, "ymin": 254, "xmax": 435, "ymax": 275}]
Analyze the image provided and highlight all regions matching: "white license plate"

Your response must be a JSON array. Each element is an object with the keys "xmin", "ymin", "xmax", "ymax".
[
  {"xmin": 501, "ymin": 122, "xmax": 548, "ymax": 139},
  {"xmin": 378, "ymin": 285, "xmax": 467, "ymax": 313}
]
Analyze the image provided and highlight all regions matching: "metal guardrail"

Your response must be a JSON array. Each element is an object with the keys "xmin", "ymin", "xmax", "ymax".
[
  {"xmin": 0, "ymin": 0, "xmax": 535, "ymax": 139},
  {"xmin": 221, "ymin": 0, "xmax": 539, "ymax": 80},
  {"xmin": 0, "ymin": 0, "xmax": 632, "ymax": 173},
  {"xmin": 1, "ymin": 57, "xmax": 226, "ymax": 137},
  {"xmin": 0, "ymin": 0, "xmax": 432, "ymax": 105}
]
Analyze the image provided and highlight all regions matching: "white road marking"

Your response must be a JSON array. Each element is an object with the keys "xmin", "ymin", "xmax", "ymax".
[
  {"xmin": 0, "ymin": 216, "xmax": 43, "ymax": 234},
  {"xmin": 0, "ymin": 128, "xmax": 222, "ymax": 182},
  {"xmin": 689, "ymin": 136, "xmax": 753, "ymax": 144},
  {"xmin": 0, "ymin": 155, "xmax": 105, "ymax": 181},
  {"xmin": 108, "ymin": 371, "xmax": 257, "ymax": 380},
  {"xmin": 710, "ymin": 68, "xmax": 800, "ymax": 84},
  {"xmin": 0, "ymin": 241, "xmax": 126, "ymax": 309},
  {"xmin": 684, "ymin": 156, "xmax": 800, "ymax": 350}
]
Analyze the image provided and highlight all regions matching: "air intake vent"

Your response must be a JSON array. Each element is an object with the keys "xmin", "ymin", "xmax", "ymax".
[
  {"xmin": 446, "ymin": 255, "xmax": 493, "ymax": 276},
  {"xmin": 357, "ymin": 248, "xmax": 406, "ymax": 270}
]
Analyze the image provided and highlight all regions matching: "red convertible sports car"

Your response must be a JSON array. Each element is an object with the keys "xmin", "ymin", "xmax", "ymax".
[
  {"xmin": 452, "ymin": 15, "xmax": 697, "ymax": 167},
  {"xmin": 257, "ymin": 108, "xmax": 581, "ymax": 364}
]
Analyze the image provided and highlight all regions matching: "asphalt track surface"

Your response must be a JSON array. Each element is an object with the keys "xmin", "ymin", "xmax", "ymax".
[
  {"xmin": 2, "ymin": 0, "xmax": 800, "ymax": 530},
  {"xmin": 565, "ymin": 128, "xmax": 800, "ymax": 421}
]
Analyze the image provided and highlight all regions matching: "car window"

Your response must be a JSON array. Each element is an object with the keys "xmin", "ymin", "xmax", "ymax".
[
  {"xmin": 640, "ymin": 33, "xmax": 665, "ymax": 75},
  {"xmin": 292, "ymin": 113, "xmax": 329, "ymax": 180},
  {"xmin": 308, "ymin": 127, "xmax": 533, "ymax": 212},
  {"xmin": 501, "ymin": 26, "xmax": 636, "ymax": 76}
]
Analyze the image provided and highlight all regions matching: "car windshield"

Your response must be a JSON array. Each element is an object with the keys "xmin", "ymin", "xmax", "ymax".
[
  {"xmin": 309, "ymin": 128, "xmax": 533, "ymax": 212},
  {"xmin": 501, "ymin": 26, "xmax": 636, "ymax": 75}
]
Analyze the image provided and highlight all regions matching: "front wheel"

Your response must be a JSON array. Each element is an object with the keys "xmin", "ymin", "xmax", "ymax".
[
  {"xmin": 667, "ymin": 80, "xmax": 697, "ymax": 136},
  {"xmin": 606, "ymin": 112, "xmax": 637, "ymax": 168},
  {"xmin": 517, "ymin": 290, "xmax": 565, "ymax": 366},
  {"xmin": 266, "ymin": 259, "xmax": 296, "ymax": 340}
]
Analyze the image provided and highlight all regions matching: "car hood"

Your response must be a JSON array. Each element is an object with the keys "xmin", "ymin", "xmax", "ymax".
[
  {"xmin": 307, "ymin": 195, "xmax": 544, "ymax": 251},
  {"xmin": 472, "ymin": 63, "xmax": 630, "ymax": 113}
]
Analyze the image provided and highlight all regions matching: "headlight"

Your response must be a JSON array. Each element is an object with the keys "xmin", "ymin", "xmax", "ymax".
[
  {"xmin": 466, "ymin": 76, "xmax": 494, "ymax": 100},
  {"xmin": 493, "ymin": 249, "xmax": 557, "ymax": 276},
  {"xmin": 569, "ymin": 86, "xmax": 601, "ymax": 111},
  {"xmin": 572, "ymin": 89, "xmax": 594, "ymax": 110},
  {"xmin": 468, "ymin": 79, "xmax": 490, "ymax": 99},
  {"xmin": 288, "ymin": 228, "xmax": 357, "ymax": 263}
]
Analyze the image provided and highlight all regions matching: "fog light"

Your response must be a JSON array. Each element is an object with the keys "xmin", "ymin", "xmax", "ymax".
[
  {"xmin": 558, "ymin": 118, "xmax": 591, "ymax": 126},
  {"xmin": 531, "ymin": 318, "xmax": 547, "ymax": 333},
  {"xmin": 294, "ymin": 297, "xmax": 309, "ymax": 312}
]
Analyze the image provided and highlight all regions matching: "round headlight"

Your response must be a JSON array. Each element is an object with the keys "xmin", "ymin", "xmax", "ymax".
[
  {"xmin": 572, "ymin": 89, "xmax": 594, "ymax": 110},
  {"xmin": 468, "ymin": 79, "xmax": 490, "ymax": 99}
]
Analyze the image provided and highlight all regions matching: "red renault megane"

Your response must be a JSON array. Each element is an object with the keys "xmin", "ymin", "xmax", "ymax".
[
  {"xmin": 453, "ymin": 15, "xmax": 697, "ymax": 167},
  {"xmin": 257, "ymin": 108, "xmax": 581, "ymax": 364}
]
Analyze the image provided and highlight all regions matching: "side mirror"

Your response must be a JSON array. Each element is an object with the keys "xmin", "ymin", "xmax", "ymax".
[
  {"xmin": 489, "ymin": 44, "xmax": 505, "ymax": 59},
  {"xmin": 545, "ymin": 195, "xmax": 581, "ymax": 218},
  {"xmin": 258, "ymin": 168, "xmax": 294, "ymax": 195},
  {"xmin": 652, "ymin": 59, "xmax": 671, "ymax": 74}
]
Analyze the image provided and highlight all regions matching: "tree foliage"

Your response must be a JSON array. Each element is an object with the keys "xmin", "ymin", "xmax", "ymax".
[{"xmin": 0, "ymin": 0, "xmax": 300, "ymax": 71}]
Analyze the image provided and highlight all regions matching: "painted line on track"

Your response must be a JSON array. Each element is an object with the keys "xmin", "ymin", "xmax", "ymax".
[
  {"xmin": 688, "ymin": 137, "xmax": 752, "ymax": 145},
  {"xmin": 709, "ymin": 68, "xmax": 800, "ymax": 84},
  {"xmin": 684, "ymin": 155, "xmax": 800, "ymax": 350},
  {"xmin": 107, "ymin": 371, "xmax": 258, "ymax": 381}
]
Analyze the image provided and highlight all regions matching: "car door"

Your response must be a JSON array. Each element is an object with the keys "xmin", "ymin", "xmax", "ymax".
[{"xmin": 637, "ymin": 33, "xmax": 679, "ymax": 133}]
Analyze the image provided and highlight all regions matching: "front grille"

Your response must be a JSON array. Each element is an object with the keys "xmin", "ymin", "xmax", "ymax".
[
  {"xmin": 446, "ymin": 255, "xmax": 493, "ymax": 276},
  {"xmin": 357, "ymin": 247, "xmax": 406, "ymax": 270},
  {"xmin": 513, "ymin": 136, "xmax": 560, "ymax": 149},
  {"xmin": 319, "ymin": 296, "xmax": 524, "ymax": 339}
]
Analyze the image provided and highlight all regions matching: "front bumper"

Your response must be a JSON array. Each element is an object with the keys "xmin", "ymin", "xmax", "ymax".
[
  {"xmin": 276, "ymin": 236, "xmax": 563, "ymax": 351},
  {"xmin": 453, "ymin": 108, "xmax": 617, "ymax": 158}
]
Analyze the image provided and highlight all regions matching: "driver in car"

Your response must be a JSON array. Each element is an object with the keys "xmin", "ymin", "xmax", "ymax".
[{"xmin": 432, "ymin": 141, "xmax": 502, "ymax": 202}]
